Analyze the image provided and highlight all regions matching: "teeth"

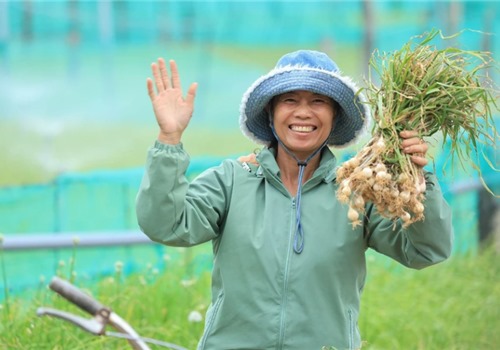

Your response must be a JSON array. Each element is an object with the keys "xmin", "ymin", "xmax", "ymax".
[{"xmin": 291, "ymin": 125, "xmax": 315, "ymax": 132}]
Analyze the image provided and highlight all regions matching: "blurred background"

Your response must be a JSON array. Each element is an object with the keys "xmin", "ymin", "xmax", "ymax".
[{"xmin": 0, "ymin": 0, "xmax": 498, "ymax": 297}]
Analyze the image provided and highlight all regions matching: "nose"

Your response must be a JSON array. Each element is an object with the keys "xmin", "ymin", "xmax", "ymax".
[{"xmin": 295, "ymin": 100, "xmax": 313, "ymax": 118}]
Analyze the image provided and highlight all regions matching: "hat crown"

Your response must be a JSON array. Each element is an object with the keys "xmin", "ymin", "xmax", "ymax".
[{"xmin": 275, "ymin": 50, "xmax": 339, "ymax": 73}]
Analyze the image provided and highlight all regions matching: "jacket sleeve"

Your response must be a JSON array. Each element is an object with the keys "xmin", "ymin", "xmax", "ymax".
[
  {"xmin": 135, "ymin": 141, "xmax": 231, "ymax": 247},
  {"xmin": 365, "ymin": 173, "xmax": 454, "ymax": 269}
]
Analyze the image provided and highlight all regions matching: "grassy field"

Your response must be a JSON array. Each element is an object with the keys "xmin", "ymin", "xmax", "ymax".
[{"xmin": 1, "ymin": 246, "xmax": 498, "ymax": 349}]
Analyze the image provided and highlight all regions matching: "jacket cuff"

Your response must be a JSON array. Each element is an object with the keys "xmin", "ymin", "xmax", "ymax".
[
  {"xmin": 423, "ymin": 171, "xmax": 440, "ymax": 191},
  {"xmin": 154, "ymin": 140, "xmax": 183, "ymax": 150}
]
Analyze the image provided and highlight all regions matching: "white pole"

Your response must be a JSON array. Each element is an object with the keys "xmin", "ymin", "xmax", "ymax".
[{"xmin": 2, "ymin": 231, "xmax": 152, "ymax": 251}]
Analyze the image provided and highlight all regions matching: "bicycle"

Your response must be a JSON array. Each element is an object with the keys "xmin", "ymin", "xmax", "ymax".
[{"xmin": 37, "ymin": 276, "xmax": 188, "ymax": 350}]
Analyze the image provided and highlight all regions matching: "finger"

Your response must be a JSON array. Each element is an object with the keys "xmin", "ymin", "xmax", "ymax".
[
  {"xmin": 170, "ymin": 60, "xmax": 182, "ymax": 90},
  {"xmin": 401, "ymin": 136, "xmax": 423, "ymax": 148},
  {"xmin": 238, "ymin": 155, "xmax": 250, "ymax": 163},
  {"xmin": 238, "ymin": 154, "xmax": 255, "ymax": 163},
  {"xmin": 185, "ymin": 82, "xmax": 198, "ymax": 105},
  {"xmin": 399, "ymin": 130, "xmax": 418, "ymax": 139},
  {"xmin": 410, "ymin": 154, "xmax": 428, "ymax": 168},
  {"xmin": 158, "ymin": 58, "xmax": 171, "ymax": 89},
  {"xmin": 402, "ymin": 140, "xmax": 428, "ymax": 155},
  {"xmin": 151, "ymin": 62, "xmax": 165, "ymax": 93},
  {"xmin": 146, "ymin": 78, "xmax": 155, "ymax": 101}
]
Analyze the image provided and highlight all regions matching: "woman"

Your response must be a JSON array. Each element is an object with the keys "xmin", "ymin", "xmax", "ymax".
[{"xmin": 136, "ymin": 50, "xmax": 453, "ymax": 350}]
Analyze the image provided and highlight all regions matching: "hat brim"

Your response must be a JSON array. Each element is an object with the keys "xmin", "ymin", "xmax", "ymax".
[{"xmin": 239, "ymin": 66, "xmax": 371, "ymax": 148}]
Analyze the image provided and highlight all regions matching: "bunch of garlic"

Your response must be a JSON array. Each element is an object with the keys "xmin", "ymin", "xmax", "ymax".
[{"xmin": 336, "ymin": 135, "xmax": 426, "ymax": 228}]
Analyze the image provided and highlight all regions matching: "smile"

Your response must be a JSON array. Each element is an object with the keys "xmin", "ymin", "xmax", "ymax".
[{"xmin": 290, "ymin": 125, "xmax": 316, "ymax": 133}]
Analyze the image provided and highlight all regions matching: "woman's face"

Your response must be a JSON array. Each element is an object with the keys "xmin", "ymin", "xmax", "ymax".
[{"xmin": 272, "ymin": 90, "xmax": 336, "ymax": 159}]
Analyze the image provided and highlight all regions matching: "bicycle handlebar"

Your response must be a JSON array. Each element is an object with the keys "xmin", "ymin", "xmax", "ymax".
[
  {"xmin": 37, "ymin": 307, "xmax": 106, "ymax": 335},
  {"xmin": 42, "ymin": 276, "xmax": 184, "ymax": 349},
  {"xmin": 49, "ymin": 276, "xmax": 104, "ymax": 316}
]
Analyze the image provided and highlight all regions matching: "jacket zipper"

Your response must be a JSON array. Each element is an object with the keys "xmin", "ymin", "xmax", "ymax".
[
  {"xmin": 348, "ymin": 309, "xmax": 354, "ymax": 350},
  {"xmin": 198, "ymin": 292, "xmax": 224, "ymax": 350},
  {"xmin": 277, "ymin": 198, "xmax": 296, "ymax": 349}
]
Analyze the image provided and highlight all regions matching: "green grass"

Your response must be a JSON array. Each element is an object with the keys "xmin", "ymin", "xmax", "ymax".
[
  {"xmin": 360, "ymin": 248, "xmax": 499, "ymax": 349},
  {"xmin": 1, "ymin": 247, "xmax": 498, "ymax": 349},
  {"xmin": 0, "ymin": 245, "xmax": 211, "ymax": 350}
]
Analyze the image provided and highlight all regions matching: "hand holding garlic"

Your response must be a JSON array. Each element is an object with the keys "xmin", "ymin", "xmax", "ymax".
[{"xmin": 336, "ymin": 130, "xmax": 428, "ymax": 228}]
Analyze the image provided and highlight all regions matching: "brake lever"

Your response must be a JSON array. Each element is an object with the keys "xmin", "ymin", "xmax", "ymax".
[{"xmin": 37, "ymin": 306, "xmax": 111, "ymax": 335}]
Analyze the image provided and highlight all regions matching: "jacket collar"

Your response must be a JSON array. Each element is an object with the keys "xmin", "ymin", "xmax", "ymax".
[{"xmin": 256, "ymin": 147, "xmax": 337, "ymax": 186}]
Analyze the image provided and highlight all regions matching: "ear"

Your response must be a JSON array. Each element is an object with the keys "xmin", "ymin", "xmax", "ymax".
[
  {"xmin": 331, "ymin": 100, "xmax": 339, "ymax": 126},
  {"xmin": 265, "ymin": 103, "xmax": 273, "ymax": 125},
  {"xmin": 332, "ymin": 99, "xmax": 340, "ymax": 116}
]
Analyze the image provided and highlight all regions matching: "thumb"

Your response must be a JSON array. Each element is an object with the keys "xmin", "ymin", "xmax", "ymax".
[{"xmin": 185, "ymin": 82, "xmax": 198, "ymax": 105}]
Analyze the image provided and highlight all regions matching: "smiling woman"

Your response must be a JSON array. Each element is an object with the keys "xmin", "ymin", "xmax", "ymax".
[{"xmin": 136, "ymin": 50, "xmax": 453, "ymax": 350}]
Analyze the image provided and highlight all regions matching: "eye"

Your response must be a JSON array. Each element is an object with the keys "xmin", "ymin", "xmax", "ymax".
[
  {"xmin": 281, "ymin": 96, "xmax": 297, "ymax": 103},
  {"xmin": 313, "ymin": 96, "xmax": 334, "ymax": 105}
]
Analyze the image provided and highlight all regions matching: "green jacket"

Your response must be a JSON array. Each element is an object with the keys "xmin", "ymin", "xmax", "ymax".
[{"xmin": 136, "ymin": 141, "xmax": 453, "ymax": 350}]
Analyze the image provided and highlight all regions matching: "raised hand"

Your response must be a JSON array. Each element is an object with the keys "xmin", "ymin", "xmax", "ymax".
[{"xmin": 147, "ymin": 58, "xmax": 198, "ymax": 144}]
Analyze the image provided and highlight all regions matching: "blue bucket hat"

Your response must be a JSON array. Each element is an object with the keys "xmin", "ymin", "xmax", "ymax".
[{"xmin": 239, "ymin": 50, "xmax": 370, "ymax": 148}]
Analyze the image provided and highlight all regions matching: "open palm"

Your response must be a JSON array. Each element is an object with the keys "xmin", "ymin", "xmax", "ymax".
[{"xmin": 147, "ymin": 58, "xmax": 198, "ymax": 144}]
